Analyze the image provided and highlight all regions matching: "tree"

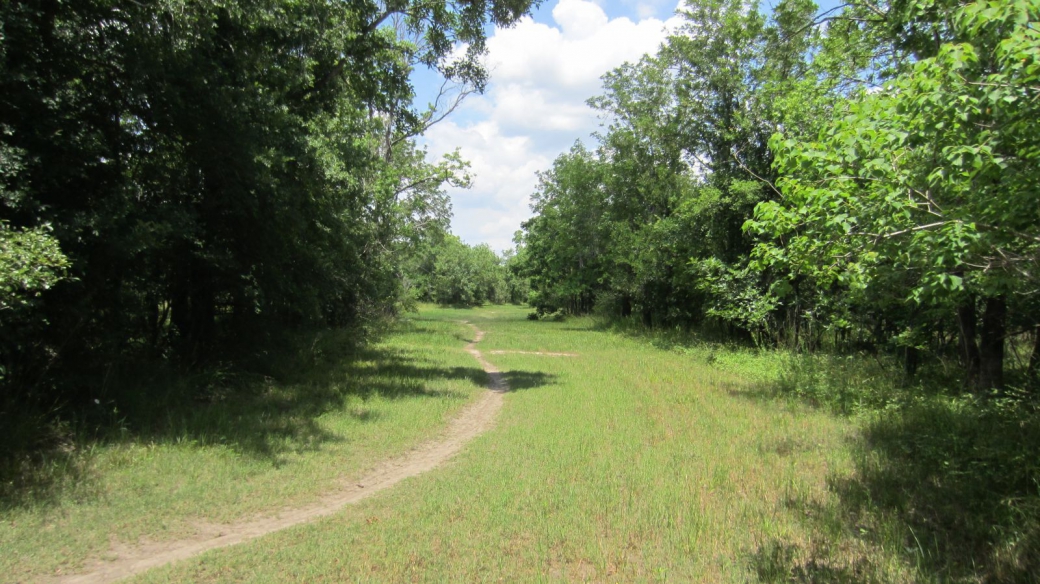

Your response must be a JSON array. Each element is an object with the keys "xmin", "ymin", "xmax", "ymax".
[
  {"xmin": 518, "ymin": 0, "xmax": 821, "ymax": 332},
  {"xmin": 748, "ymin": 0, "xmax": 1040, "ymax": 389},
  {"xmin": 519, "ymin": 143, "xmax": 610, "ymax": 315},
  {"xmin": 418, "ymin": 235, "xmax": 509, "ymax": 307},
  {"xmin": 0, "ymin": 0, "xmax": 535, "ymax": 402}
]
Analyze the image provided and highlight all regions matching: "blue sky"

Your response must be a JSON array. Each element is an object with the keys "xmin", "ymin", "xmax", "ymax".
[{"xmin": 414, "ymin": 0, "xmax": 834, "ymax": 252}]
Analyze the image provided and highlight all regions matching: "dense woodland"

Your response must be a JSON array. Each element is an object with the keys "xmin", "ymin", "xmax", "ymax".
[
  {"xmin": 517, "ymin": 0, "xmax": 1040, "ymax": 393},
  {"xmin": 0, "ymin": 0, "xmax": 533, "ymax": 420},
  {"xmin": 403, "ymin": 233, "xmax": 527, "ymax": 306}
]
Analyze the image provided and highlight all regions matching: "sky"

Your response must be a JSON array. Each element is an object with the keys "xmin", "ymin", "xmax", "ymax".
[
  {"xmin": 413, "ymin": 0, "xmax": 840, "ymax": 252},
  {"xmin": 413, "ymin": 0, "xmax": 687, "ymax": 252}
]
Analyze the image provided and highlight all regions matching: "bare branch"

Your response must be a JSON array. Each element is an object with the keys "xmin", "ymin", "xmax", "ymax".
[
  {"xmin": 881, "ymin": 220, "xmax": 951, "ymax": 239},
  {"xmin": 391, "ymin": 78, "xmax": 477, "ymax": 148},
  {"xmin": 731, "ymin": 150, "xmax": 782, "ymax": 198},
  {"xmin": 790, "ymin": 2, "xmax": 887, "ymax": 37},
  {"xmin": 295, "ymin": 0, "xmax": 442, "ymax": 100},
  {"xmin": 394, "ymin": 172, "xmax": 449, "ymax": 198}
]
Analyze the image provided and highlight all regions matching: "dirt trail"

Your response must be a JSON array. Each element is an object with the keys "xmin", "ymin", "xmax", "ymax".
[
  {"xmin": 47, "ymin": 322, "xmax": 505, "ymax": 584},
  {"xmin": 488, "ymin": 350, "xmax": 578, "ymax": 357}
]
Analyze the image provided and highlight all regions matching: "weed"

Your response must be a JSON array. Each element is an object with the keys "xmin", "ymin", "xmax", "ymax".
[
  {"xmin": 8, "ymin": 306, "xmax": 1033, "ymax": 583},
  {"xmin": 751, "ymin": 344, "xmax": 1040, "ymax": 582}
]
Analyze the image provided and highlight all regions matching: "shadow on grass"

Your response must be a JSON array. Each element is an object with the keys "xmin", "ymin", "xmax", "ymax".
[
  {"xmin": 0, "ymin": 324, "xmax": 556, "ymax": 513},
  {"xmin": 750, "ymin": 539, "xmax": 881, "ymax": 583},
  {"xmin": 734, "ymin": 364, "xmax": 1040, "ymax": 583},
  {"xmin": 505, "ymin": 370, "xmax": 559, "ymax": 392},
  {"xmin": 558, "ymin": 317, "xmax": 758, "ymax": 355}
]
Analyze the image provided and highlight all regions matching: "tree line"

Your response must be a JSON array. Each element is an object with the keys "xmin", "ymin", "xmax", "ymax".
[
  {"xmin": 0, "ymin": 0, "xmax": 534, "ymax": 413},
  {"xmin": 516, "ymin": 0, "xmax": 1040, "ymax": 392},
  {"xmin": 403, "ymin": 233, "xmax": 528, "ymax": 306}
]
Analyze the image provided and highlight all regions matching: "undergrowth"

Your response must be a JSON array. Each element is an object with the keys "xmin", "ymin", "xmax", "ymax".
[
  {"xmin": 130, "ymin": 305, "xmax": 866, "ymax": 583},
  {"xmin": 0, "ymin": 322, "xmax": 375, "ymax": 509},
  {"xmin": 6, "ymin": 307, "xmax": 1037, "ymax": 582}
]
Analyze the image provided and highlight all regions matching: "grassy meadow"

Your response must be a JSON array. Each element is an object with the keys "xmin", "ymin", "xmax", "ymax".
[
  {"xmin": 5, "ymin": 304, "xmax": 1030, "ymax": 583},
  {"xmin": 122, "ymin": 306, "xmax": 916, "ymax": 583}
]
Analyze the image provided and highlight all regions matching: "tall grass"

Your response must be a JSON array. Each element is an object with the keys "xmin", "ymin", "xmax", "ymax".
[
  {"xmin": 8, "ymin": 305, "xmax": 1033, "ymax": 582},
  {"xmin": 602, "ymin": 318, "xmax": 1040, "ymax": 582}
]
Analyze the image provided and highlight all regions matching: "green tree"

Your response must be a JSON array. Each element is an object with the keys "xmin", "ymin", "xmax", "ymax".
[
  {"xmin": 518, "ymin": 0, "xmax": 820, "ymax": 333},
  {"xmin": 748, "ymin": 0, "xmax": 1040, "ymax": 388},
  {"xmin": 424, "ymin": 235, "xmax": 508, "ymax": 307},
  {"xmin": 0, "ymin": 0, "xmax": 535, "ymax": 401},
  {"xmin": 519, "ymin": 143, "xmax": 609, "ymax": 315}
]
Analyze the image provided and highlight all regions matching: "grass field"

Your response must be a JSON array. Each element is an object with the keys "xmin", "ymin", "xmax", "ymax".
[
  {"xmin": 19, "ymin": 304, "xmax": 1028, "ymax": 582},
  {"xmin": 109, "ymin": 305, "xmax": 914, "ymax": 583},
  {"xmin": 0, "ymin": 315, "xmax": 489, "ymax": 582}
]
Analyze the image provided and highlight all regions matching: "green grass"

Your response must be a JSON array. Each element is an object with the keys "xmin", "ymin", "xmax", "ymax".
[
  {"xmin": 126, "ymin": 306, "xmax": 916, "ymax": 583},
  {"xmin": 737, "ymin": 350, "xmax": 1040, "ymax": 583},
  {"xmin": 11, "ymin": 305, "xmax": 1028, "ymax": 582},
  {"xmin": 0, "ymin": 315, "xmax": 488, "ymax": 581}
]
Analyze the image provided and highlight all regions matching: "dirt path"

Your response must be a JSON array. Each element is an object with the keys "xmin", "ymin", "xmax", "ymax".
[
  {"xmin": 488, "ymin": 350, "xmax": 578, "ymax": 357},
  {"xmin": 48, "ymin": 322, "xmax": 505, "ymax": 584}
]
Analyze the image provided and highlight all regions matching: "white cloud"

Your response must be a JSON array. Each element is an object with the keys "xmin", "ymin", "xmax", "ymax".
[
  {"xmin": 553, "ymin": 0, "xmax": 609, "ymax": 39},
  {"xmin": 635, "ymin": 2, "xmax": 660, "ymax": 19},
  {"xmin": 421, "ymin": 0, "xmax": 685, "ymax": 252}
]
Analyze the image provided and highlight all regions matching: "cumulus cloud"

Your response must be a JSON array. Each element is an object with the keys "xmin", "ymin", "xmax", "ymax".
[{"xmin": 421, "ymin": 0, "xmax": 684, "ymax": 252}]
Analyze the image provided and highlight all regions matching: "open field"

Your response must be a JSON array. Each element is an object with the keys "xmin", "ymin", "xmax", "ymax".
[
  {"xmin": 111, "ymin": 305, "xmax": 911, "ymax": 582},
  {"xmin": 18, "ymin": 304, "xmax": 1030, "ymax": 582}
]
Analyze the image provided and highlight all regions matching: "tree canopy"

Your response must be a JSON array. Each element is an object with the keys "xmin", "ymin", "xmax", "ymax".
[
  {"xmin": 0, "ymin": 0, "xmax": 536, "ymax": 401},
  {"xmin": 517, "ymin": 0, "xmax": 1040, "ymax": 391}
]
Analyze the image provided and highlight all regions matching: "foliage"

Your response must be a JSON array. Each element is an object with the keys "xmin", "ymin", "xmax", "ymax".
[
  {"xmin": 0, "ymin": 0, "xmax": 535, "ymax": 406},
  {"xmin": 0, "ymin": 222, "xmax": 68, "ymax": 313},
  {"xmin": 748, "ymin": 0, "xmax": 1040, "ymax": 389},
  {"xmin": 518, "ymin": 0, "xmax": 819, "ymax": 332},
  {"xmin": 689, "ymin": 257, "xmax": 777, "ymax": 344},
  {"xmin": 516, "ymin": 1, "xmax": 1040, "ymax": 573},
  {"xmin": 72, "ymin": 306, "xmax": 882, "ymax": 583},
  {"xmin": 759, "ymin": 350, "xmax": 1040, "ymax": 582},
  {"xmin": 405, "ymin": 234, "xmax": 516, "ymax": 307},
  {"xmin": 751, "ymin": 0, "xmax": 1040, "ymax": 300},
  {"xmin": 519, "ymin": 0, "xmax": 1040, "ymax": 387},
  {"xmin": 518, "ymin": 143, "xmax": 608, "ymax": 316},
  {"xmin": 0, "ymin": 315, "xmax": 496, "ymax": 581}
]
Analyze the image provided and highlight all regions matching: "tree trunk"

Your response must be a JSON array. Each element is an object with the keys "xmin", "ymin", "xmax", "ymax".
[
  {"xmin": 792, "ymin": 304, "xmax": 800, "ymax": 351},
  {"xmin": 978, "ymin": 295, "xmax": 1006, "ymax": 391},
  {"xmin": 957, "ymin": 297, "xmax": 981, "ymax": 389},
  {"xmin": 904, "ymin": 345, "xmax": 920, "ymax": 377},
  {"xmin": 232, "ymin": 282, "xmax": 259, "ymax": 332},
  {"xmin": 170, "ymin": 274, "xmax": 191, "ymax": 344},
  {"xmin": 169, "ymin": 258, "xmax": 216, "ymax": 360},
  {"xmin": 189, "ymin": 268, "xmax": 215, "ymax": 354},
  {"xmin": 145, "ymin": 293, "xmax": 165, "ymax": 352},
  {"xmin": 1029, "ymin": 324, "xmax": 1040, "ymax": 379}
]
